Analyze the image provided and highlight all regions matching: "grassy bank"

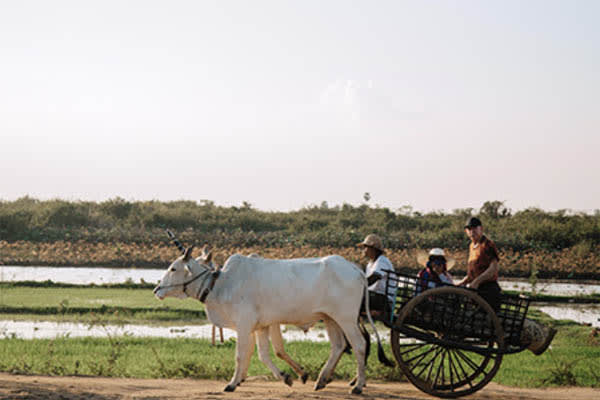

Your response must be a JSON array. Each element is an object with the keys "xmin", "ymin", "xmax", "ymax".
[
  {"xmin": 0, "ymin": 284, "xmax": 597, "ymax": 324},
  {"xmin": 496, "ymin": 311, "xmax": 600, "ymax": 387},
  {"xmin": 0, "ymin": 285, "xmax": 205, "ymax": 325},
  {"xmin": 0, "ymin": 336, "xmax": 403, "ymax": 382},
  {"xmin": 0, "ymin": 318, "xmax": 598, "ymax": 388},
  {"xmin": 0, "ymin": 282, "xmax": 176, "ymax": 324}
]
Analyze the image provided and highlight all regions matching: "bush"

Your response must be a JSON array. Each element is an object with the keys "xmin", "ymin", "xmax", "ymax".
[{"xmin": 0, "ymin": 198, "xmax": 598, "ymax": 255}]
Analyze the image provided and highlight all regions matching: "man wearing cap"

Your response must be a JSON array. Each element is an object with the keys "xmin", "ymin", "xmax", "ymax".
[
  {"xmin": 357, "ymin": 234, "xmax": 398, "ymax": 315},
  {"xmin": 457, "ymin": 217, "xmax": 502, "ymax": 310},
  {"xmin": 458, "ymin": 217, "xmax": 557, "ymax": 356}
]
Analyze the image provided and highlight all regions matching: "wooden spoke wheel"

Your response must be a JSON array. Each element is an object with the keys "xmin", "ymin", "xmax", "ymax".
[{"xmin": 391, "ymin": 286, "xmax": 504, "ymax": 398}]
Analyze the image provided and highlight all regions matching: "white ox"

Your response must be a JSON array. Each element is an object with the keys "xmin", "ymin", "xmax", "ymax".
[
  {"xmin": 153, "ymin": 246, "xmax": 388, "ymax": 394},
  {"xmin": 163, "ymin": 230, "xmax": 312, "ymax": 384}
]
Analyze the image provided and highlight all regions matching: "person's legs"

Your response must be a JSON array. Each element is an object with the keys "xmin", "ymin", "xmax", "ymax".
[
  {"xmin": 367, "ymin": 291, "xmax": 388, "ymax": 318},
  {"xmin": 477, "ymin": 281, "xmax": 502, "ymax": 312},
  {"xmin": 521, "ymin": 319, "xmax": 557, "ymax": 355},
  {"xmin": 360, "ymin": 291, "xmax": 386, "ymax": 313}
]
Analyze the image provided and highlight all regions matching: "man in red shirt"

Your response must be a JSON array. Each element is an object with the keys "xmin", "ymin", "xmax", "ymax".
[
  {"xmin": 457, "ymin": 217, "xmax": 502, "ymax": 310},
  {"xmin": 459, "ymin": 217, "xmax": 556, "ymax": 355}
]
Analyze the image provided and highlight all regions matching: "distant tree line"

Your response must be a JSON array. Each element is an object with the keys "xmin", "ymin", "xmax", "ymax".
[{"xmin": 0, "ymin": 197, "xmax": 599, "ymax": 252}]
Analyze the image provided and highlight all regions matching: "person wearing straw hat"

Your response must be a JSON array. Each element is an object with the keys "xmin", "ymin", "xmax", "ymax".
[
  {"xmin": 458, "ymin": 216, "xmax": 557, "ymax": 356},
  {"xmin": 357, "ymin": 234, "xmax": 397, "ymax": 314},
  {"xmin": 416, "ymin": 248, "xmax": 455, "ymax": 293}
]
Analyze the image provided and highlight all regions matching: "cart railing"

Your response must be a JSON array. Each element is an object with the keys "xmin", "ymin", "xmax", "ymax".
[
  {"xmin": 497, "ymin": 292, "xmax": 530, "ymax": 351},
  {"xmin": 384, "ymin": 271, "xmax": 530, "ymax": 352}
]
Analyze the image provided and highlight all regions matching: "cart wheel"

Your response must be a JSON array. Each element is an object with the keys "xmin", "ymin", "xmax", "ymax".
[{"xmin": 391, "ymin": 286, "xmax": 504, "ymax": 398}]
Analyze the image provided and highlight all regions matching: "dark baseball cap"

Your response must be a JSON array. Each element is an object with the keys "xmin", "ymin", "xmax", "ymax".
[{"xmin": 464, "ymin": 217, "xmax": 482, "ymax": 228}]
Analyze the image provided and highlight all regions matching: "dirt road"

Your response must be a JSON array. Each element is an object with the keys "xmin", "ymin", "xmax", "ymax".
[{"xmin": 0, "ymin": 373, "xmax": 598, "ymax": 400}]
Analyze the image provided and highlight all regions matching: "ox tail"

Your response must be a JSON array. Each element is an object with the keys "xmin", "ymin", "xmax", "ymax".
[
  {"xmin": 359, "ymin": 321, "xmax": 371, "ymax": 361},
  {"xmin": 363, "ymin": 279, "xmax": 395, "ymax": 368}
]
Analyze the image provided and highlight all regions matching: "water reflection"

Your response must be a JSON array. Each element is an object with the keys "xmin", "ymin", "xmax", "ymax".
[
  {"xmin": 0, "ymin": 320, "xmax": 384, "ymax": 342},
  {"xmin": 1, "ymin": 266, "xmax": 599, "ymax": 297},
  {"xmin": 1, "ymin": 304, "xmax": 597, "ymax": 341},
  {"xmin": 0, "ymin": 266, "xmax": 163, "ymax": 285},
  {"xmin": 499, "ymin": 280, "xmax": 600, "ymax": 296},
  {"xmin": 537, "ymin": 304, "xmax": 600, "ymax": 328}
]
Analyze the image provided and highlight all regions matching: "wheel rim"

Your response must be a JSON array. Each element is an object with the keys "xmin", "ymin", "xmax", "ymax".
[{"xmin": 391, "ymin": 287, "xmax": 504, "ymax": 398}]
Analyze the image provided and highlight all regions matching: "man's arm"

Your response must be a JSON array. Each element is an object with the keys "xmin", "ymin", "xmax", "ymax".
[
  {"xmin": 469, "ymin": 260, "xmax": 499, "ymax": 289},
  {"xmin": 367, "ymin": 272, "xmax": 383, "ymax": 286},
  {"xmin": 456, "ymin": 275, "xmax": 470, "ymax": 286}
]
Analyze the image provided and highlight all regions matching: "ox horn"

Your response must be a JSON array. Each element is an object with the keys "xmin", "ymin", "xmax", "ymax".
[
  {"xmin": 166, "ymin": 229, "xmax": 186, "ymax": 254},
  {"xmin": 183, "ymin": 245, "xmax": 195, "ymax": 261}
]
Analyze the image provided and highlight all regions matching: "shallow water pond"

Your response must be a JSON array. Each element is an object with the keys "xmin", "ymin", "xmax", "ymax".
[
  {"xmin": 2, "ymin": 266, "xmax": 599, "ymax": 297},
  {"xmin": 536, "ymin": 303, "xmax": 600, "ymax": 328},
  {"xmin": 0, "ymin": 320, "xmax": 383, "ymax": 342},
  {"xmin": 1, "ymin": 303, "xmax": 597, "ymax": 341},
  {"xmin": 0, "ymin": 266, "xmax": 163, "ymax": 285}
]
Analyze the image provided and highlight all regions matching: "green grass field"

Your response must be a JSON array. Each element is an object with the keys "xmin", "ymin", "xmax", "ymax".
[
  {"xmin": 0, "ymin": 286, "xmax": 599, "ymax": 387},
  {"xmin": 0, "ymin": 321, "xmax": 598, "ymax": 387},
  {"xmin": 0, "ymin": 286, "xmax": 206, "ymax": 324}
]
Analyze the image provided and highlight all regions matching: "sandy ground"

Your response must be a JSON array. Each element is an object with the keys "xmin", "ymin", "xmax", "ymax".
[{"xmin": 0, "ymin": 374, "xmax": 598, "ymax": 400}]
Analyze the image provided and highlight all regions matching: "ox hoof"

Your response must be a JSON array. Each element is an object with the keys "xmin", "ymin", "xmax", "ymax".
[
  {"xmin": 301, "ymin": 373, "xmax": 309, "ymax": 384},
  {"xmin": 224, "ymin": 384, "xmax": 237, "ymax": 392},
  {"xmin": 283, "ymin": 373, "xmax": 293, "ymax": 387},
  {"xmin": 314, "ymin": 381, "xmax": 326, "ymax": 391},
  {"xmin": 349, "ymin": 377, "xmax": 365, "ymax": 387},
  {"xmin": 351, "ymin": 386, "xmax": 363, "ymax": 395}
]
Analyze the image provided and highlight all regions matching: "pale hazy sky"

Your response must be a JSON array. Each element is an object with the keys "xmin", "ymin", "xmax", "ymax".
[{"xmin": 1, "ymin": 1, "xmax": 599, "ymax": 212}]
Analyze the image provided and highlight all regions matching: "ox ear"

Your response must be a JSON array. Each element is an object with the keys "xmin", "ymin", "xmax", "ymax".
[
  {"xmin": 183, "ymin": 245, "xmax": 194, "ymax": 261},
  {"xmin": 184, "ymin": 264, "xmax": 192, "ymax": 276}
]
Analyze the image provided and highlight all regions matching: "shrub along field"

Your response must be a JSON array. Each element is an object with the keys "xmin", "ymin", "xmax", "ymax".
[{"xmin": 1, "ymin": 197, "xmax": 599, "ymax": 279}]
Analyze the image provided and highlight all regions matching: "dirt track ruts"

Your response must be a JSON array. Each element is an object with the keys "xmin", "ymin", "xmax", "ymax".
[{"xmin": 1, "ymin": 373, "xmax": 599, "ymax": 400}]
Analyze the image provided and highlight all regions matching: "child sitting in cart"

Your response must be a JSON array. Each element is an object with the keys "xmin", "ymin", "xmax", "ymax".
[{"xmin": 416, "ymin": 248, "xmax": 455, "ymax": 294}]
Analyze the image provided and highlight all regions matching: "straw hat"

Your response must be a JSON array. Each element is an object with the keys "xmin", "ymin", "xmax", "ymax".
[
  {"xmin": 416, "ymin": 248, "xmax": 456, "ymax": 270},
  {"xmin": 356, "ymin": 234, "xmax": 385, "ymax": 252}
]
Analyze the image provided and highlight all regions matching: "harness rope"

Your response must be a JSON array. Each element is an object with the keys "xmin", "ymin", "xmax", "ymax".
[
  {"xmin": 156, "ymin": 268, "xmax": 208, "ymax": 294},
  {"xmin": 155, "ymin": 266, "xmax": 220, "ymax": 303}
]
